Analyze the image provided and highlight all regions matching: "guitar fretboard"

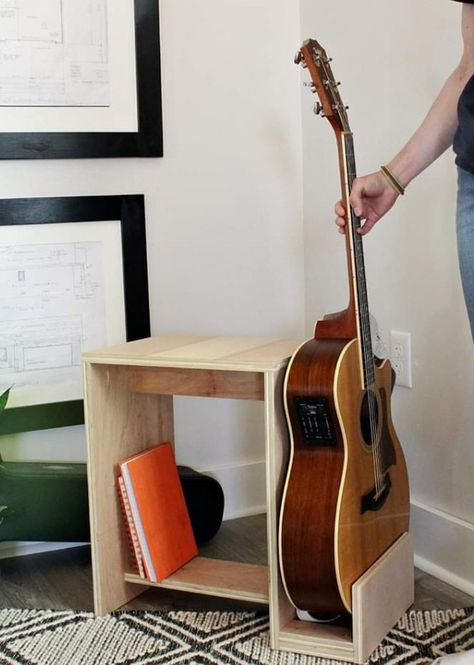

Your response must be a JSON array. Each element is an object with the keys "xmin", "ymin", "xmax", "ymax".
[{"xmin": 344, "ymin": 133, "xmax": 375, "ymax": 388}]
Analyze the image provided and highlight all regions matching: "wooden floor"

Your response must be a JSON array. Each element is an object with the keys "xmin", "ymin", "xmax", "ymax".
[{"xmin": 0, "ymin": 515, "xmax": 473, "ymax": 613}]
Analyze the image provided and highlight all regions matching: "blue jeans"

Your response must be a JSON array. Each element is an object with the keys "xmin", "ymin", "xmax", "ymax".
[{"xmin": 456, "ymin": 167, "xmax": 474, "ymax": 341}]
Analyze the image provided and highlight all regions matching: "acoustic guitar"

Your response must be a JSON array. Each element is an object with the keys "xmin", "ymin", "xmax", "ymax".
[{"xmin": 278, "ymin": 39, "xmax": 410, "ymax": 617}]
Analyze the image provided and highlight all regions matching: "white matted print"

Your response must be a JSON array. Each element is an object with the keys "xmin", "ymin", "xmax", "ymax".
[
  {"xmin": 0, "ymin": 0, "xmax": 138, "ymax": 132},
  {"xmin": 0, "ymin": 221, "xmax": 126, "ymax": 408}
]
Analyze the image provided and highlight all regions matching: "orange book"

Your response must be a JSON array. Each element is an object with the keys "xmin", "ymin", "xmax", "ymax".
[
  {"xmin": 118, "ymin": 441, "xmax": 197, "ymax": 582},
  {"xmin": 116, "ymin": 475, "xmax": 146, "ymax": 578}
]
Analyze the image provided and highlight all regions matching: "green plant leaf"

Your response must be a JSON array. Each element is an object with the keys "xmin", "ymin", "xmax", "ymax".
[{"xmin": 0, "ymin": 387, "xmax": 12, "ymax": 415}]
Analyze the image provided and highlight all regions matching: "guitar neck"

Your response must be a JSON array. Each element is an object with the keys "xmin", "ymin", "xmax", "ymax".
[
  {"xmin": 339, "ymin": 131, "xmax": 375, "ymax": 388},
  {"xmin": 297, "ymin": 37, "xmax": 376, "ymax": 387}
]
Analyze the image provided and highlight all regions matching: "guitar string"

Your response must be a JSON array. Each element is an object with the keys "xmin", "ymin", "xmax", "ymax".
[
  {"xmin": 346, "ymin": 134, "xmax": 383, "ymax": 493},
  {"xmin": 358, "ymin": 243, "xmax": 382, "ymax": 492},
  {"xmin": 345, "ymin": 136, "xmax": 377, "ymax": 486},
  {"xmin": 358, "ymin": 236, "xmax": 382, "ymax": 492},
  {"xmin": 318, "ymin": 59, "xmax": 383, "ymax": 493},
  {"xmin": 357, "ymin": 243, "xmax": 381, "ymax": 491},
  {"xmin": 324, "ymin": 60, "xmax": 383, "ymax": 490},
  {"xmin": 359, "ymin": 227, "xmax": 383, "ymax": 492},
  {"xmin": 348, "ymin": 160, "xmax": 380, "ymax": 490}
]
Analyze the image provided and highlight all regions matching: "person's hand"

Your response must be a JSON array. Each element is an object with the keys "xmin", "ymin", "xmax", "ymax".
[{"xmin": 334, "ymin": 170, "xmax": 399, "ymax": 235}]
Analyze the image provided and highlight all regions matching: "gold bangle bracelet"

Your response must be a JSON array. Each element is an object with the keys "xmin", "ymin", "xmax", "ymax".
[{"xmin": 380, "ymin": 165, "xmax": 405, "ymax": 196}]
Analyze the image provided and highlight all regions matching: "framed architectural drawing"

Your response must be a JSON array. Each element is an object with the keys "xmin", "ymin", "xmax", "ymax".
[
  {"xmin": 0, "ymin": 195, "xmax": 151, "ymax": 434},
  {"xmin": 0, "ymin": 0, "xmax": 162, "ymax": 158}
]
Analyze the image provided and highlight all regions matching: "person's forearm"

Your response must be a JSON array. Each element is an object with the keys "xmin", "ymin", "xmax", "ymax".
[{"xmin": 386, "ymin": 63, "xmax": 473, "ymax": 189}]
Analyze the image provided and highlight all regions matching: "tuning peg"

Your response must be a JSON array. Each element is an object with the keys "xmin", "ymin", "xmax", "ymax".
[
  {"xmin": 323, "ymin": 79, "xmax": 341, "ymax": 89},
  {"xmin": 294, "ymin": 51, "xmax": 307, "ymax": 67},
  {"xmin": 314, "ymin": 102, "xmax": 326, "ymax": 117},
  {"xmin": 332, "ymin": 103, "xmax": 350, "ymax": 112}
]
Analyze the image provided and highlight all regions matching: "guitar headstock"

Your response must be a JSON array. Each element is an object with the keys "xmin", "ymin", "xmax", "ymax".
[{"xmin": 295, "ymin": 39, "xmax": 350, "ymax": 133}]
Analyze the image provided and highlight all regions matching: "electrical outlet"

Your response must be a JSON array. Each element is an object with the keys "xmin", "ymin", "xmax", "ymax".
[{"xmin": 390, "ymin": 330, "xmax": 412, "ymax": 388}]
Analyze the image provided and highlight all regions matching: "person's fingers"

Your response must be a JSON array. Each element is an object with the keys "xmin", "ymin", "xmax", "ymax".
[
  {"xmin": 357, "ymin": 216, "xmax": 378, "ymax": 235},
  {"xmin": 335, "ymin": 216, "xmax": 346, "ymax": 234},
  {"xmin": 349, "ymin": 179, "xmax": 365, "ymax": 216},
  {"xmin": 335, "ymin": 200, "xmax": 347, "ymax": 235}
]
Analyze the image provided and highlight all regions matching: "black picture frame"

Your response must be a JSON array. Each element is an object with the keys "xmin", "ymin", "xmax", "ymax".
[
  {"xmin": 0, "ymin": 0, "xmax": 162, "ymax": 159},
  {"xmin": 0, "ymin": 195, "xmax": 151, "ymax": 434}
]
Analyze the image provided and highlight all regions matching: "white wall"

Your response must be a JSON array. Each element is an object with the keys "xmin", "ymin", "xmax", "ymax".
[
  {"xmin": 0, "ymin": 0, "xmax": 304, "ymax": 523},
  {"xmin": 2, "ymin": 0, "xmax": 473, "ymax": 601},
  {"xmin": 299, "ymin": 0, "xmax": 474, "ymax": 593}
]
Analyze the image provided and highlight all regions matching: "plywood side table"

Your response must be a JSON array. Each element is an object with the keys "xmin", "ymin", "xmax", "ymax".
[{"xmin": 83, "ymin": 335, "xmax": 300, "ymax": 615}]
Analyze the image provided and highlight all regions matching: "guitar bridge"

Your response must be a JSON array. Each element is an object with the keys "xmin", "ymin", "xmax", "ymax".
[{"xmin": 360, "ymin": 473, "xmax": 392, "ymax": 514}]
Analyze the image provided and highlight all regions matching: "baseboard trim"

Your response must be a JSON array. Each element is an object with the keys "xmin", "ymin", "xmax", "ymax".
[
  {"xmin": 411, "ymin": 497, "xmax": 474, "ymax": 598},
  {"xmin": 414, "ymin": 553, "xmax": 474, "ymax": 599},
  {"xmin": 201, "ymin": 459, "xmax": 266, "ymax": 521}
]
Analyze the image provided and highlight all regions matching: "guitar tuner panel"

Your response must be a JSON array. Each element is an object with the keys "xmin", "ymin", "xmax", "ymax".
[{"xmin": 294, "ymin": 396, "xmax": 336, "ymax": 446}]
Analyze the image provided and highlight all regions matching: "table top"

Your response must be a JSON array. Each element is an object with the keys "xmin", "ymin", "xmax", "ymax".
[{"xmin": 83, "ymin": 334, "xmax": 303, "ymax": 372}]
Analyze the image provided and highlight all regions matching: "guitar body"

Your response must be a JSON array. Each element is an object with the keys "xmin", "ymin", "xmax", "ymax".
[{"xmin": 279, "ymin": 336, "xmax": 409, "ymax": 615}]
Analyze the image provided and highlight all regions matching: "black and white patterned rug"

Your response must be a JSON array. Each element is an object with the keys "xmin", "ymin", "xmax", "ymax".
[{"xmin": 0, "ymin": 607, "xmax": 473, "ymax": 665}]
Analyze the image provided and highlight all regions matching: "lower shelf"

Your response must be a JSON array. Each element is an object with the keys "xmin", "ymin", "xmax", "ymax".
[{"xmin": 124, "ymin": 556, "xmax": 269, "ymax": 605}]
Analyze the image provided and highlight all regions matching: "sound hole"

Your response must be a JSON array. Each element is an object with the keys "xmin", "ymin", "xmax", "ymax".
[{"xmin": 360, "ymin": 389, "xmax": 379, "ymax": 446}]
